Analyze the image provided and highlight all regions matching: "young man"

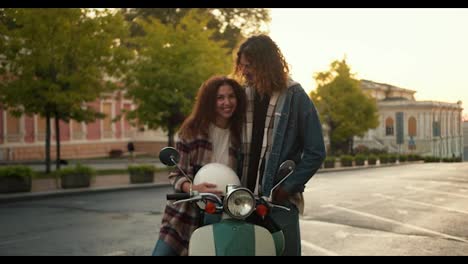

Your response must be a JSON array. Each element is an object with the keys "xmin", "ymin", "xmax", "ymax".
[{"xmin": 235, "ymin": 35, "xmax": 326, "ymax": 256}]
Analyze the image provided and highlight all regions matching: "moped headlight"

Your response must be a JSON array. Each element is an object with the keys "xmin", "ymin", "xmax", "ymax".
[{"xmin": 224, "ymin": 188, "xmax": 255, "ymax": 219}]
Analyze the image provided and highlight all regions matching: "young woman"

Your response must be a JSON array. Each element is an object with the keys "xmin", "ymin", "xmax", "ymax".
[{"xmin": 152, "ymin": 75, "xmax": 246, "ymax": 256}]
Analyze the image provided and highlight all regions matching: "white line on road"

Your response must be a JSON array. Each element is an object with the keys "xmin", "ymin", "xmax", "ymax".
[
  {"xmin": 0, "ymin": 236, "xmax": 41, "ymax": 247},
  {"xmin": 321, "ymin": 204, "xmax": 468, "ymax": 243},
  {"xmin": 103, "ymin": 250, "xmax": 128, "ymax": 256},
  {"xmin": 373, "ymin": 193, "xmax": 468, "ymax": 215},
  {"xmin": 301, "ymin": 240, "xmax": 340, "ymax": 256},
  {"xmin": 406, "ymin": 186, "xmax": 468, "ymax": 199}
]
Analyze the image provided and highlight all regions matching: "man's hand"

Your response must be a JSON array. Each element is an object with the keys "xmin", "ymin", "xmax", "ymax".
[{"xmin": 272, "ymin": 187, "xmax": 290, "ymax": 204}]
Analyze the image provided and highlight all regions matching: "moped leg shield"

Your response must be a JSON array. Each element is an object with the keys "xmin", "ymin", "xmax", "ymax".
[{"xmin": 189, "ymin": 219, "xmax": 277, "ymax": 256}]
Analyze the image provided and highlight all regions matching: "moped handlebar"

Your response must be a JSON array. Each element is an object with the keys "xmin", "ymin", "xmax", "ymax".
[{"xmin": 167, "ymin": 193, "xmax": 191, "ymax": 200}]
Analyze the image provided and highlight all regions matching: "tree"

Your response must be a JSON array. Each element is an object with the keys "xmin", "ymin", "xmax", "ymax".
[
  {"xmin": 310, "ymin": 59, "xmax": 379, "ymax": 155},
  {"xmin": 0, "ymin": 8, "xmax": 131, "ymax": 173},
  {"xmin": 120, "ymin": 8, "xmax": 270, "ymax": 52},
  {"xmin": 124, "ymin": 10, "xmax": 232, "ymax": 147}
]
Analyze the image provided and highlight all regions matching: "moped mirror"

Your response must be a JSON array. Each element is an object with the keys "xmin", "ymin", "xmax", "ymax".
[
  {"xmin": 269, "ymin": 160, "xmax": 295, "ymax": 200},
  {"xmin": 159, "ymin": 147, "xmax": 180, "ymax": 166},
  {"xmin": 159, "ymin": 147, "xmax": 193, "ymax": 192}
]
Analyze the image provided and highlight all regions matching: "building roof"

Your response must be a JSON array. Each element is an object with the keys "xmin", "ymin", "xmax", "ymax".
[{"xmin": 361, "ymin": 79, "xmax": 416, "ymax": 95}]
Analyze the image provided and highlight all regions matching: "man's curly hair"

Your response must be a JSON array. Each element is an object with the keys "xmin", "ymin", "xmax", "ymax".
[{"xmin": 234, "ymin": 34, "xmax": 290, "ymax": 96}]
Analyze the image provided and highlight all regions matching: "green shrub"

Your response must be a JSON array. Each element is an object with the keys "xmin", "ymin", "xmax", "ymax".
[
  {"xmin": 407, "ymin": 154, "xmax": 421, "ymax": 161},
  {"xmin": 388, "ymin": 154, "xmax": 397, "ymax": 163},
  {"xmin": 128, "ymin": 165, "xmax": 156, "ymax": 183},
  {"xmin": 354, "ymin": 154, "xmax": 366, "ymax": 166},
  {"xmin": 398, "ymin": 155, "xmax": 408, "ymax": 162},
  {"xmin": 55, "ymin": 164, "xmax": 96, "ymax": 189},
  {"xmin": 424, "ymin": 156, "xmax": 440, "ymax": 163},
  {"xmin": 0, "ymin": 166, "xmax": 35, "ymax": 193},
  {"xmin": 324, "ymin": 157, "xmax": 336, "ymax": 168},
  {"xmin": 379, "ymin": 154, "xmax": 389, "ymax": 164},
  {"xmin": 368, "ymin": 155, "xmax": 377, "ymax": 165},
  {"xmin": 340, "ymin": 155, "xmax": 354, "ymax": 167}
]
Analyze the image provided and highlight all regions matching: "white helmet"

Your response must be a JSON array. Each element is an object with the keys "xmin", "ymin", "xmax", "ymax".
[{"xmin": 194, "ymin": 163, "xmax": 240, "ymax": 196}]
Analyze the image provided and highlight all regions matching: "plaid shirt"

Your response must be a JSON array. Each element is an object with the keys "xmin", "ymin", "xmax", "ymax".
[
  {"xmin": 241, "ymin": 80, "xmax": 306, "ymax": 213},
  {"xmin": 158, "ymin": 133, "xmax": 238, "ymax": 256},
  {"xmin": 241, "ymin": 86, "xmax": 279, "ymax": 195}
]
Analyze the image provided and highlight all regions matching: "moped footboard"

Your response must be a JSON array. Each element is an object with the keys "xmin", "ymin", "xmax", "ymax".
[{"xmin": 188, "ymin": 219, "xmax": 278, "ymax": 256}]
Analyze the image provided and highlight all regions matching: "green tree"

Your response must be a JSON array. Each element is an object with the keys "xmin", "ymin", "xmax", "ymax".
[
  {"xmin": 310, "ymin": 59, "xmax": 379, "ymax": 155},
  {"xmin": 120, "ymin": 8, "xmax": 270, "ymax": 52},
  {"xmin": 0, "ymin": 8, "xmax": 131, "ymax": 173},
  {"xmin": 124, "ymin": 10, "xmax": 231, "ymax": 147}
]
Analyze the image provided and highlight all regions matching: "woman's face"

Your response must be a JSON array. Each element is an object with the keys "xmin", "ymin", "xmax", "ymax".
[{"xmin": 215, "ymin": 84, "xmax": 237, "ymax": 124}]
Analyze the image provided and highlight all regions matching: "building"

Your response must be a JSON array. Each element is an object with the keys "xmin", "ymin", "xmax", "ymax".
[
  {"xmin": 464, "ymin": 121, "xmax": 468, "ymax": 161},
  {"xmin": 354, "ymin": 80, "xmax": 464, "ymax": 158},
  {"xmin": 0, "ymin": 91, "xmax": 167, "ymax": 161}
]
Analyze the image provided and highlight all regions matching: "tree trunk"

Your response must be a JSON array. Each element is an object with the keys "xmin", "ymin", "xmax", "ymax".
[
  {"xmin": 55, "ymin": 112, "xmax": 61, "ymax": 171},
  {"xmin": 348, "ymin": 137, "xmax": 354, "ymax": 155},
  {"xmin": 45, "ymin": 111, "xmax": 51, "ymax": 174},
  {"xmin": 168, "ymin": 125, "xmax": 174, "ymax": 147}
]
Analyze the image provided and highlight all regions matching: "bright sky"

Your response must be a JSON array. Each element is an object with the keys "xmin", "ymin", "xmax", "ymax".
[{"xmin": 268, "ymin": 8, "xmax": 468, "ymax": 114}]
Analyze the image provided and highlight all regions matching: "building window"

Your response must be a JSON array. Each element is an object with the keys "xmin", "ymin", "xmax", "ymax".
[
  {"xmin": 433, "ymin": 121, "xmax": 441, "ymax": 137},
  {"xmin": 385, "ymin": 117, "xmax": 394, "ymax": 136},
  {"xmin": 103, "ymin": 102, "xmax": 113, "ymax": 138},
  {"xmin": 6, "ymin": 112, "xmax": 21, "ymax": 142},
  {"xmin": 71, "ymin": 120, "xmax": 85, "ymax": 140},
  {"xmin": 408, "ymin": 116, "xmax": 417, "ymax": 137},
  {"xmin": 37, "ymin": 116, "xmax": 46, "ymax": 141}
]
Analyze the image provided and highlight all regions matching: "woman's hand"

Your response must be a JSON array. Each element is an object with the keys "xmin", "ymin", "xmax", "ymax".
[{"xmin": 182, "ymin": 181, "xmax": 223, "ymax": 196}]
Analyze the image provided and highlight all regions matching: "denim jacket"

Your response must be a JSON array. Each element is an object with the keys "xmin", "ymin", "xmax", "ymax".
[{"xmin": 261, "ymin": 83, "xmax": 326, "ymax": 197}]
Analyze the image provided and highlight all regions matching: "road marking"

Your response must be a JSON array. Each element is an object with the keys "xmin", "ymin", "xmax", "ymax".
[
  {"xmin": 321, "ymin": 204, "xmax": 468, "ymax": 243},
  {"xmin": 301, "ymin": 240, "xmax": 340, "ymax": 256},
  {"xmin": 396, "ymin": 209, "xmax": 408, "ymax": 215},
  {"xmin": 406, "ymin": 186, "xmax": 468, "ymax": 199},
  {"xmin": 373, "ymin": 193, "xmax": 468, "ymax": 215},
  {"xmin": 0, "ymin": 236, "xmax": 41, "ymax": 247},
  {"xmin": 103, "ymin": 251, "xmax": 128, "ymax": 256}
]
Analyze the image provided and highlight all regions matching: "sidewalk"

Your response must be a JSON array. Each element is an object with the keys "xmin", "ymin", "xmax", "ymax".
[
  {"xmin": 0, "ymin": 171, "xmax": 171, "ymax": 203},
  {"xmin": 0, "ymin": 161, "xmax": 423, "ymax": 203}
]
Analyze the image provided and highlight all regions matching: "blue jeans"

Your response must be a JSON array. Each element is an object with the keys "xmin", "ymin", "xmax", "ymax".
[
  {"xmin": 270, "ymin": 202, "xmax": 301, "ymax": 256},
  {"xmin": 152, "ymin": 239, "xmax": 178, "ymax": 256}
]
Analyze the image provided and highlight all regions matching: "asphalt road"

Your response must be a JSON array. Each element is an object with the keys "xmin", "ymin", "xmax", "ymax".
[
  {"xmin": 301, "ymin": 162, "xmax": 468, "ymax": 256},
  {"xmin": 0, "ymin": 187, "xmax": 171, "ymax": 256},
  {"xmin": 1, "ymin": 162, "xmax": 467, "ymax": 256}
]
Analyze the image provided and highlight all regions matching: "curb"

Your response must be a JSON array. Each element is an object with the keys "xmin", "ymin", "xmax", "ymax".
[
  {"xmin": 0, "ymin": 161, "xmax": 424, "ymax": 204},
  {"xmin": 0, "ymin": 182, "xmax": 172, "ymax": 204},
  {"xmin": 316, "ymin": 161, "xmax": 424, "ymax": 174}
]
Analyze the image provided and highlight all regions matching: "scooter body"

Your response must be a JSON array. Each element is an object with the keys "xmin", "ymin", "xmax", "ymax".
[
  {"xmin": 158, "ymin": 147, "xmax": 294, "ymax": 256},
  {"xmin": 189, "ymin": 219, "xmax": 280, "ymax": 256}
]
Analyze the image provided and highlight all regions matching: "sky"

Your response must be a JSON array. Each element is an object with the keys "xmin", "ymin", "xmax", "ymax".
[{"xmin": 268, "ymin": 8, "xmax": 468, "ymax": 115}]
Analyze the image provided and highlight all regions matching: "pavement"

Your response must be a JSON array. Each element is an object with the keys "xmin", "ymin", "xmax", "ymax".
[{"xmin": 0, "ymin": 161, "xmax": 424, "ymax": 203}]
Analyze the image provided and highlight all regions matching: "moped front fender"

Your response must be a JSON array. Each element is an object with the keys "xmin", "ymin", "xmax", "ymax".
[{"xmin": 189, "ymin": 219, "xmax": 282, "ymax": 256}]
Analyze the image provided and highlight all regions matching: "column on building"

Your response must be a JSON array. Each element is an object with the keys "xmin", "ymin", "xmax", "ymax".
[{"xmin": 115, "ymin": 93, "xmax": 122, "ymax": 139}]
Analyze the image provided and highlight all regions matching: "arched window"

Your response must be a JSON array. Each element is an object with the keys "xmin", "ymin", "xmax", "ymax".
[
  {"xmin": 385, "ymin": 117, "xmax": 394, "ymax": 136},
  {"xmin": 408, "ymin": 116, "xmax": 417, "ymax": 137}
]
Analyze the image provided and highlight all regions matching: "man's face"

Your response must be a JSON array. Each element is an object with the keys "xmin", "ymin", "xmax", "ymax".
[{"xmin": 240, "ymin": 54, "xmax": 254, "ymax": 84}]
